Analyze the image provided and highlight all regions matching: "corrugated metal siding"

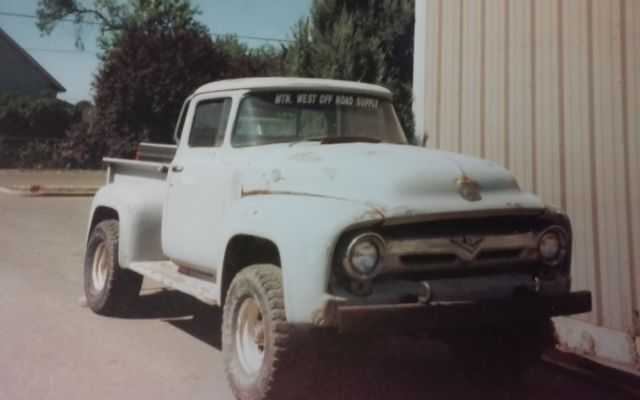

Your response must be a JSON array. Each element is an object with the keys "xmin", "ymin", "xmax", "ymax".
[{"xmin": 416, "ymin": 0, "xmax": 640, "ymax": 336}]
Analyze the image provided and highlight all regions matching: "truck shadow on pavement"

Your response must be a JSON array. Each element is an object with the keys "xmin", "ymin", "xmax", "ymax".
[
  {"xmin": 122, "ymin": 290, "xmax": 629, "ymax": 400},
  {"xmin": 123, "ymin": 290, "xmax": 524, "ymax": 399},
  {"xmin": 123, "ymin": 289, "xmax": 224, "ymax": 349}
]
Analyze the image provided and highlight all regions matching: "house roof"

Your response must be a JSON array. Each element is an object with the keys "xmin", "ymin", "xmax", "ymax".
[
  {"xmin": 194, "ymin": 77, "xmax": 392, "ymax": 99},
  {"xmin": 0, "ymin": 28, "xmax": 66, "ymax": 93}
]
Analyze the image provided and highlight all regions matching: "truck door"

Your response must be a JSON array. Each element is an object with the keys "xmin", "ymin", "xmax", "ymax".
[{"xmin": 162, "ymin": 94, "xmax": 233, "ymax": 273}]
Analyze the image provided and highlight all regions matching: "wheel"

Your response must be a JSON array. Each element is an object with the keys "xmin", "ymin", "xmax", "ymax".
[
  {"xmin": 84, "ymin": 219, "xmax": 143, "ymax": 315},
  {"xmin": 222, "ymin": 264, "xmax": 290, "ymax": 400},
  {"xmin": 445, "ymin": 319, "xmax": 555, "ymax": 397}
]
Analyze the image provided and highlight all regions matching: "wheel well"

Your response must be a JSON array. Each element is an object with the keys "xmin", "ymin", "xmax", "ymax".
[
  {"xmin": 221, "ymin": 235, "xmax": 281, "ymax": 305},
  {"xmin": 90, "ymin": 206, "xmax": 119, "ymax": 234}
]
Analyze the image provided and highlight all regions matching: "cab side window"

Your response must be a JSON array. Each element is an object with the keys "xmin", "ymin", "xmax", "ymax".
[{"xmin": 188, "ymin": 98, "xmax": 232, "ymax": 147}]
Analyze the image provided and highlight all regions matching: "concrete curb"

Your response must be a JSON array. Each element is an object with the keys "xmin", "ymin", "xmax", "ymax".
[
  {"xmin": 542, "ymin": 348, "xmax": 640, "ymax": 398},
  {"xmin": 0, "ymin": 185, "xmax": 98, "ymax": 197}
]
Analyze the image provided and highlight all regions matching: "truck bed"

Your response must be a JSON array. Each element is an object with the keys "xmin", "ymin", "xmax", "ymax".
[
  {"xmin": 104, "ymin": 157, "xmax": 169, "ymax": 184},
  {"xmin": 136, "ymin": 142, "xmax": 177, "ymax": 163}
]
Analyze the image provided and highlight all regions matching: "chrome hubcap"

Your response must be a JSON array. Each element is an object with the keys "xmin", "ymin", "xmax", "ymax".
[
  {"xmin": 235, "ymin": 297, "xmax": 265, "ymax": 375},
  {"xmin": 91, "ymin": 242, "xmax": 108, "ymax": 291}
]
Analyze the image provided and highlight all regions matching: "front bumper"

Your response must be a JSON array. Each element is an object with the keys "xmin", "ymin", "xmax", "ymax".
[{"xmin": 323, "ymin": 291, "xmax": 591, "ymax": 334}]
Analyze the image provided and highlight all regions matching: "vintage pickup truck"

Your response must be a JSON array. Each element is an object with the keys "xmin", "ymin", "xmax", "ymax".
[{"xmin": 84, "ymin": 77, "xmax": 591, "ymax": 399}]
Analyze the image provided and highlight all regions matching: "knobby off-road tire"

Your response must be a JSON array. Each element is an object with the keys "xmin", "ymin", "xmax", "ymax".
[
  {"xmin": 223, "ymin": 264, "xmax": 291, "ymax": 400},
  {"xmin": 84, "ymin": 219, "xmax": 143, "ymax": 316}
]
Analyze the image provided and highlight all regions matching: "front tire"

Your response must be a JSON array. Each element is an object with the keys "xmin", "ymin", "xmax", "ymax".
[
  {"xmin": 222, "ymin": 264, "xmax": 290, "ymax": 400},
  {"xmin": 84, "ymin": 219, "xmax": 143, "ymax": 315}
]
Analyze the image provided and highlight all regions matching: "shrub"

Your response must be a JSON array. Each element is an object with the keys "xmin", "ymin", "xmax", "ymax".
[{"xmin": 0, "ymin": 93, "xmax": 79, "ymax": 139}]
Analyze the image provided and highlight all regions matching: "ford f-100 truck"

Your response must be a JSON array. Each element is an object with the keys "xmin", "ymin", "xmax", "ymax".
[{"xmin": 84, "ymin": 77, "xmax": 591, "ymax": 399}]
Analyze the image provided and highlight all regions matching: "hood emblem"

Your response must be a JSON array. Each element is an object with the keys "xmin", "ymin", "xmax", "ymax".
[
  {"xmin": 456, "ymin": 175, "xmax": 482, "ymax": 201},
  {"xmin": 450, "ymin": 236, "xmax": 485, "ymax": 253}
]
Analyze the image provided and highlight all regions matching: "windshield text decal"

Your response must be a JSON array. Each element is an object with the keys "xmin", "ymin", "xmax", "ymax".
[{"xmin": 273, "ymin": 93, "xmax": 380, "ymax": 108}]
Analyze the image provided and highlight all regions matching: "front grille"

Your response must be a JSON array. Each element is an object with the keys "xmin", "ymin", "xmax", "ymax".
[
  {"xmin": 400, "ymin": 253, "xmax": 458, "ymax": 266},
  {"xmin": 332, "ymin": 214, "xmax": 550, "ymax": 284},
  {"xmin": 476, "ymin": 248, "xmax": 525, "ymax": 262},
  {"xmin": 377, "ymin": 219, "xmax": 542, "ymax": 280},
  {"xmin": 379, "ymin": 215, "xmax": 544, "ymax": 240}
]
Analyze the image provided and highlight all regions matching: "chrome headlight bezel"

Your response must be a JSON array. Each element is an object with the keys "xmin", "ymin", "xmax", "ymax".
[
  {"xmin": 537, "ymin": 226, "xmax": 568, "ymax": 266},
  {"xmin": 342, "ymin": 233, "xmax": 386, "ymax": 280}
]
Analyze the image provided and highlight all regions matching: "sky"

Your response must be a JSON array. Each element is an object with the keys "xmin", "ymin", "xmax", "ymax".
[{"xmin": 0, "ymin": 0, "xmax": 312, "ymax": 103}]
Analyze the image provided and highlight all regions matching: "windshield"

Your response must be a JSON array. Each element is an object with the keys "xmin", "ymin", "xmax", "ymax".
[{"xmin": 232, "ymin": 91, "xmax": 407, "ymax": 147}]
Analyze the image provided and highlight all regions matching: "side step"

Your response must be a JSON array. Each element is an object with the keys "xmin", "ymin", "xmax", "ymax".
[{"xmin": 128, "ymin": 261, "xmax": 218, "ymax": 305}]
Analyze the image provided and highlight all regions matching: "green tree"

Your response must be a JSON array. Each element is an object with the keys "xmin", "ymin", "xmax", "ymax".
[
  {"xmin": 36, "ymin": 0, "xmax": 203, "ymax": 53},
  {"xmin": 215, "ymin": 35, "xmax": 285, "ymax": 77},
  {"xmin": 91, "ymin": 22, "xmax": 231, "ymax": 151},
  {"xmin": 285, "ymin": 0, "xmax": 415, "ymax": 138},
  {"xmin": 35, "ymin": 0, "xmax": 285, "ymax": 157}
]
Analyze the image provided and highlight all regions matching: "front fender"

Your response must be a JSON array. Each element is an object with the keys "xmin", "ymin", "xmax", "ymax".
[
  {"xmin": 219, "ymin": 194, "xmax": 383, "ymax": 323},
  {"xmin": 88, "ymin": 182, "xmax": 166, "ymax": 267}
]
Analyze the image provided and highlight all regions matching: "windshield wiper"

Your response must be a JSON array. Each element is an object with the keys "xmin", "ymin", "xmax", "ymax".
[
  {"xmin": 288, "ymin": 137, "xmax": 325, "ymax": 147},
  {"xmin": 320, "ymin": 136, "xmax": 381, "ymax": 144}
]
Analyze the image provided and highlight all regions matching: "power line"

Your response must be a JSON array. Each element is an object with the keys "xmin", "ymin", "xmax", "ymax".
[
  {"xmin": 0, "ymin": 10, "xmax": 292, "ymax": 43},
  {"xmin": 23, "ymin": 47, "xmax": 98, "ymax": 54},
  {"xmin": 0, "ymin": 10, "xmax": 98, "ymax": 25}
]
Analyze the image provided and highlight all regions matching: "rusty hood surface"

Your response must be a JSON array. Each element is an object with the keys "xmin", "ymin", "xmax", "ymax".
[{"xmin": 239, "ymin": 142, "xmax": 546, "ymax": 221}]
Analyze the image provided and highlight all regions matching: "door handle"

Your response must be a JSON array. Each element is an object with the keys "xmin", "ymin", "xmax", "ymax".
[{"xmin": 171, "ymin": 165, "xmax": 184, "ymax": 173}]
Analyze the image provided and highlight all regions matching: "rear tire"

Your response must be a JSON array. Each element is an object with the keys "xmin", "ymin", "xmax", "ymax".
[
  {"xmin": 84, "ymin": 219, "xmax": 143, "ymax": 316},
  {"xmin": 222, "ymin": 264, "xmax": 290, "ymax": 400}
]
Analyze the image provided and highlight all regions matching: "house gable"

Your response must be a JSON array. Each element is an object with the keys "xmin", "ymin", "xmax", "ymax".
[{"xmin": 0, "ymin": 28, "xmax": 66, "ymax": 97}]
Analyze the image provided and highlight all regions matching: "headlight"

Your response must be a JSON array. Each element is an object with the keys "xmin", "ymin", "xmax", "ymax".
[
  {"xmin": 343, "ymin": 233, "xmax": 385, "ymax": 279},
  {"xmin": 538, "ymin": 226, "xmax": 567, "ymax": 265}
]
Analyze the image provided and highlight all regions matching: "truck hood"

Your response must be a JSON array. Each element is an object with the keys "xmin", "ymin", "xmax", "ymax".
[{"xmin": 239, "ymin": 142, "xmax": 545, "ymax": 221}]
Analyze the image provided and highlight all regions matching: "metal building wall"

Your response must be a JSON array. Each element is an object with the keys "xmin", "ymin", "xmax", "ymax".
[{"xmin": 413, "ymin": 0, "xmax": 640, "ymax": 366}]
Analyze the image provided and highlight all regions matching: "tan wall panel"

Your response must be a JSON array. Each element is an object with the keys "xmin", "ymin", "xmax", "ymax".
[
  {"xmin": 507, "ymin": 0, "xmax": 535, "ymax": 192},
  {"xmin": 591, "ymin": 0, "xmax": 633, "ymax": 331},
  {"xmin": 625, "ymin": 0, "xmax": 640, "ymax": 327},
  {"xmin": 439, "ymin": 0, "xmax": 463, "ymax": 152},
  {"xmin": 483, "ymin": 0, "xmax": 508, "ymax": 166},
  {"xmin": 460, "ymin": 0, "xmax": 483, "ymax": 156},
  {"xmin": 533, "ymin": 0, "xmax": 563, "ymax": 207},
  {"xmin": 423, "ymin": 0, "xmax": 441, "ymax": 148},
  {"xmin": 561, "ymin": 0, "xmax": 600, "ymax": 325},
  {"xmin": 419, "ymin": 0, "xmax": 640, "ymax": 336}
]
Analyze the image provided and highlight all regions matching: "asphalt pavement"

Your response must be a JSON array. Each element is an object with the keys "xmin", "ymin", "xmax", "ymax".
[{"xmin": 0, "ymin": 192, "xmax": 637, "ymax": 400}]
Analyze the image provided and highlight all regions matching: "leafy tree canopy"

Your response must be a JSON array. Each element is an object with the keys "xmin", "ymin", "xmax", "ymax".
[
  {"xmin": 36, "ymin": 0, "xmax": 204, "ymax": 53},
  {"xmin": 215, "ymin": 35, "xmax": 285, "ymax": 77},
  {"xmin": 35, "ymin": 0, "xmax": 284, "ymax": 157},
  {"xmin": 285, "ymin": 0, "xmax": 415, "ymax": 138},
  {"xmin": 91, "ymin": 22, "xmax": 229, "ymax": 150}
]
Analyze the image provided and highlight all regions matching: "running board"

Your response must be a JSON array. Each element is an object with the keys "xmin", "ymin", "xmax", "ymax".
[{"xmin": 128, "ymin": 261, "xmax": 218, "ymax": 305}]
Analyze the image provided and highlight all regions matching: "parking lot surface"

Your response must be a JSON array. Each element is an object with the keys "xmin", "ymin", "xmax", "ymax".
[{"xmin": 0, "ymin": 193, "xmax": 635, "ymax": 399}]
